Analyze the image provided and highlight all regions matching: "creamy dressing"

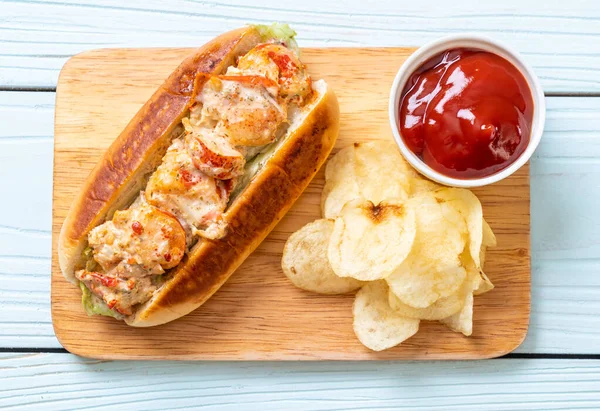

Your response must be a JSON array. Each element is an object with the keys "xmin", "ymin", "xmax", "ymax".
[
  {"xmin": 192, "ymin": 78, "xmax": 286, "ymax": 147},
  {"xmin": 146, "ymin": 138, "xmax": 228, "ymax": 240},
  {"xmin": 77, "ymin": 270, "xmax": 156, "ymax": 316},
  {"xmin": 87, "ymin": 200, "xmax": 186, "ymax": 275}
]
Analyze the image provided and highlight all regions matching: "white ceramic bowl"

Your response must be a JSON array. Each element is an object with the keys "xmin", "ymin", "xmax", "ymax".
[{"xmin": 388, "ymin": 34, "xmax": 546, "ymax": 187}]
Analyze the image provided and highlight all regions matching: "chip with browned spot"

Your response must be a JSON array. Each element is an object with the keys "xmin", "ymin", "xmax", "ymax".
[{"xmin": 328, "ymin": 199, "xmax": 416, "ymax": 281}]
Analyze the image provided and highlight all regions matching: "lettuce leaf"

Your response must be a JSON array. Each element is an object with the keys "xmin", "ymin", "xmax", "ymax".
[
  {"xmin": 252, "ymin": 23, "xmax": 299, "ymax": 54},
  {"xmin": 79, "ymin": 282, "xmax": 118, "ymax": 318}
]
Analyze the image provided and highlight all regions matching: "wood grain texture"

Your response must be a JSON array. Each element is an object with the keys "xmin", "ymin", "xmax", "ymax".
[
  {"xmin": 4, "ymin": 94, "xmax": 600, "ymax": 354},
  {"xmin": 50, "ymin": 47, "xmax": 530, "ymax": 360},
  {"xmin": 2, "ymin": 353, "xmax": 600, "ymax": 410},
  {"xmin": 1, "ymin": 0, "xmax": 600, "ymax": 92}
]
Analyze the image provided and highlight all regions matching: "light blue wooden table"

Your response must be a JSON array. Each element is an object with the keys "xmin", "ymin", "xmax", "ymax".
[{"xmin": 1, "ymin": 1, "xmax": 600, "ymax": 409}]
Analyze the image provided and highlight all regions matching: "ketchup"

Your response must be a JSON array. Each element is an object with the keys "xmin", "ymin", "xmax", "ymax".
[{"xmin": 399, "ymin": 48, "xmax": 533, "ymax": 178}]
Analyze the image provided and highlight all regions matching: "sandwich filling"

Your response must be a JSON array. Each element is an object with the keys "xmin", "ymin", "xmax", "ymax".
[{"xmin": 76, "ymin": 38, "xmax": 313, "ymax": 318}]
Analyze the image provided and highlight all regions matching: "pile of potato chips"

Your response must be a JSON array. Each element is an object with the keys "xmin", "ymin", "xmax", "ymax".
[{"xmin": 281, "ymin": 141, "xmax": 497, "ymax": 351}]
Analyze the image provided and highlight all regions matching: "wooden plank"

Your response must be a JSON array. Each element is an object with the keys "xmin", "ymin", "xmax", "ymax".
[
  {"xmin": 0, "ymin": 0, "xmax": 599, "ymax": 92},
  {"xmin": 524, "ymin": 99, "xmax": 600, "ymax": 354},
  {"xmin": 0, "ymin": 92, "xmax": 57, "ymax": 349},
  {"xmin": 1, "ymin": 353, "xmax": 600, "ymax": 410},
  {"xmin": 51, "ymin": 47, "xmax": 529, "ymax": 360},
  {"xmin": 2, "ymin": 93, "xmax": 599, "ymax": 354}
]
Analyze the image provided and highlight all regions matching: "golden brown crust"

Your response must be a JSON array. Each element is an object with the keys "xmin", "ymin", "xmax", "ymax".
[
  {"xmin": 128, "ymin": 82, "xmax": 339, "ymax": 326},
  {"xmin": 59, "ymin": 27, "xmax": 262, "ymax": 282},
  {"xmin": 59, "ymin": 27, "xmax": 340, "ymax": 326}
]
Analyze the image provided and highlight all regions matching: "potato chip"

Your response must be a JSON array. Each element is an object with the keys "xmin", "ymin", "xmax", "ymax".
[
  {"xmin": 462, "ymin": 224, "xmax": 496, "ymax": 295},
  {"xmin": 386, "ymin": 194, "xmax": 467, "ymax": 308},
  {"xmin": 322, "ymin": 142, "xmax": 415, "ymax": 218},
  {"xmin": 474, "ymin": 270, "xmax": 494, "ymax": 296},
  {"xmin": 324, "ymin": 145, "xmax": 354, "ymax": 182},
  {"xmin": 328, "ymin": 199, "xmax": 416, "ymax": 281},
  {"xmin": 282, "ymin": 219, "xmax": 363, "ymax": 294},
  {"xmin": 462, "ymin": 251, "xmax": 494, "ymax": 296},
  {"xmin": 479, "ymin": 245, "xmax": 487, "ymax": 268},
  {"xmin": 353, "ymin": 281, "xmax": 420, "ymax": 351},
  {"xmin": 352, "ymin": 141, "xmax": 410, "ymax": 204},
  {"xmin": 321, "ymin": 146, "xmax": 362, "ymax": 219},
  {"xmin": 409, "ymin": 177, "xmax": 440, "ymax": 196},
  {"xmin": 309, "ymin": 141, "xmax": 495, "ymax": 346},
  {"xmin": 479, "ymin": 219, "xmax": 495, "ymax": 273},
  {"xmin": 482, "ymin": 218, "xmax": 497, "ymax": 247},
  {"xmin": 440, "ymin": 254, "xmax": 492, "ymax": 336},
  {"xmin": 388, "ymin": 279, "xmax": 470, "ymax": 320},
  {"xmin": 434, "ymin": 188, "xmax": 484, "ymax": 268},
  {"xmin": 440, "ymin": 293, "xmax": 474, "ymax": 336}
]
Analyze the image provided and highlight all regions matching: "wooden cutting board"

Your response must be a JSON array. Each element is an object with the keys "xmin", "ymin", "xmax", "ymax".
[{"xmin": 52, "ymin": 47, "xmax": 530, "ymax": 360}]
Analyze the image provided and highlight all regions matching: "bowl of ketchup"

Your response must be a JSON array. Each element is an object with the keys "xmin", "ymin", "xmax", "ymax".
[{"xmin": 389, "ymin": 34, "xmax": 545, "ymax": 187}]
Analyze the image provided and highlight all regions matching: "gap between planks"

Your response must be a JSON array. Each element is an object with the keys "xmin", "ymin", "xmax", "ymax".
[
  {"xmin": 2, "ymin": 86, "xmax": 600, "ymax": 97},
  {"xmin": 2, "ymin": 348, "xmax": 600, "ymax": 360}
]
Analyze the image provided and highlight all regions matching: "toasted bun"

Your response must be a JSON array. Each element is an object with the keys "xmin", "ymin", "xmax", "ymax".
[
  {"xmin": 58, "ymin": 27, "xmax": 262, "ymax": 283},
  {"xmin": 58, "ymin": 28, "xmax": 340, "ymax": 326}
]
